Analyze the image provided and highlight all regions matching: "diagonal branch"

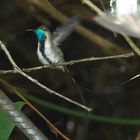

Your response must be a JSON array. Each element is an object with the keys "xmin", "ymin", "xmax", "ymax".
[
  {"xmin": 0, "ymin": 89, "xmax": 48, "ymax": 140},
  {"xmin": 0, "ymin": 79, "xmax": 69, "ymax": 140}
]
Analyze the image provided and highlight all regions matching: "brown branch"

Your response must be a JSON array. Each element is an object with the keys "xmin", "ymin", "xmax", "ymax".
[
  {"xmin": 124, "ymin": 36, "xmax": 140, "ymax": 56},
  {"xmin": 0, "ymin": 52, "xmax": 134, "ymax": 74},
  {"xmin": 0, "ymin": 40, "xmax": 92, "ymax": 112},
  {"xmin": 81, "ymin": 0, "xmax": 103, "ymax": 15},
  {"xmin": 0, "ymin": 79, "xmax": 69, "ymax": 140}
]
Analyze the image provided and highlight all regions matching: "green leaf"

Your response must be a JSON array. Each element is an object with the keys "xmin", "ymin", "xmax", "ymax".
[{"xmin": 0, "ymin": 101, "xmax": 25, "ymax": 140}]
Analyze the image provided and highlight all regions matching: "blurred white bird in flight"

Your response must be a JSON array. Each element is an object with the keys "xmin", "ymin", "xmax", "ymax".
[
  {"xmin": 94, "ymin": 0, "xmax": 140, "ymax": 38},
  {"xmin": 94, "ymin": 0, "xmax": 140, "ymax": 88}
]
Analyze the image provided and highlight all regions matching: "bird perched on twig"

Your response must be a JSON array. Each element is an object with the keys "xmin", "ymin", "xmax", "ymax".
[
  {"xmin": 28, "ymin": 16, "xmax": 86, "ymax": 105},
  {"xmin": 28, "ymin": 16, "xmax": 80, "ymax": 72}
]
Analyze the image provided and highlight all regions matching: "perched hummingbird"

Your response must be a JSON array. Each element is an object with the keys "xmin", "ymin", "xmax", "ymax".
[
  {"xmin": 28, "ymin": 16, "xmax": 86, "ymax": 105},
  {"xmin": 32, "ymin": 16, "xmax": 80, "ymax": 72}
]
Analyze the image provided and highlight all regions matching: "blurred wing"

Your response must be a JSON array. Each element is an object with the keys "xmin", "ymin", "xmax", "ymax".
[
  {"xmin": 94, "ymin": 12, "xmax": 140, "ymax": 38},
  {"xmin": 53, "ymin": 16, "xmax": 80, "ymax": 46}
]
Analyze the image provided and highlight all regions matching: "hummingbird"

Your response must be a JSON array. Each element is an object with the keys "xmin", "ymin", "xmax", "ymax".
[
  {"xmin": 28, "ymin": 16, "xmax": 86, "ymax": 105},
  {"xmin": 31, "ymin": 16, "xmax": 80, "ymax": 72}
]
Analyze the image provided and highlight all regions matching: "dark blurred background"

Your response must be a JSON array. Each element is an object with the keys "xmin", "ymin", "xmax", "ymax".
[{"xmin": 1, "ymin": 0, "xmax": 140, "ymax": 140}]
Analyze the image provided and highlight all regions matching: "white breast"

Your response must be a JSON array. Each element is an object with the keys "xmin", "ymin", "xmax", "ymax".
[
  {"xmin": 44, "ymin": 31, "xmax": 65, "ymax": 64},
  {"xmin": 37, "ymin": 30, "xmax": 65, "ymax": 65}
]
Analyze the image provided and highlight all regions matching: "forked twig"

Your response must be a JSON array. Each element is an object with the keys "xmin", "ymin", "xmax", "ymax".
[{"xmin": 0, "ymin": 40, "xmax": 92, "ymax": 112}]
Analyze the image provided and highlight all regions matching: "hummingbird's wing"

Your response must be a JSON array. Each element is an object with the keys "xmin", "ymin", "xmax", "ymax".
[
  {"xmin": 53, "ymin": 16, "xmax": 80, "ymax": 46},
  {"xmin": 94, "ymin": 12, "xmax": 140, "ymax": 38}
]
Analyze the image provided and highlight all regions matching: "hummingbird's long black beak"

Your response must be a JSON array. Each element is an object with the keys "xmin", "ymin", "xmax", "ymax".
[{"xmin": 26, "ymin": 29, "xmax": 34, "ymax": 32}]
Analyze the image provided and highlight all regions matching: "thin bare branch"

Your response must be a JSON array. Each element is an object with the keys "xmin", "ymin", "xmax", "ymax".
[
  {"xmin": 81, "ymin": 0, "xmax": 103, "ymax": 15},
  {"xmin": 0, "ymin": 52, "xmax": 134, "ymax": 74},
  {"xmin": 124, "ymin": 36, "xmax": 140, "ymax": 56},
  {"xmin": 0, "ymin": 40, "xmax": 92, "ymax": 112}
]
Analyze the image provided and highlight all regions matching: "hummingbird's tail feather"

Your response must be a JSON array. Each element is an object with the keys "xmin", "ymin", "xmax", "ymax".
[{"xmin": 64, "ymin": 67, "xmax": 87, "ymax": 106}]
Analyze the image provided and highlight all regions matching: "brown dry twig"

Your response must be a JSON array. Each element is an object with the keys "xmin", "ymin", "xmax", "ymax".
[
  {"xmin": 0, "ymin": 79, "xmax": 69, "ymax": 140},
  {"xmin": 0, "ymin": 52, "xmax": 134, "ymax": 75}
]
